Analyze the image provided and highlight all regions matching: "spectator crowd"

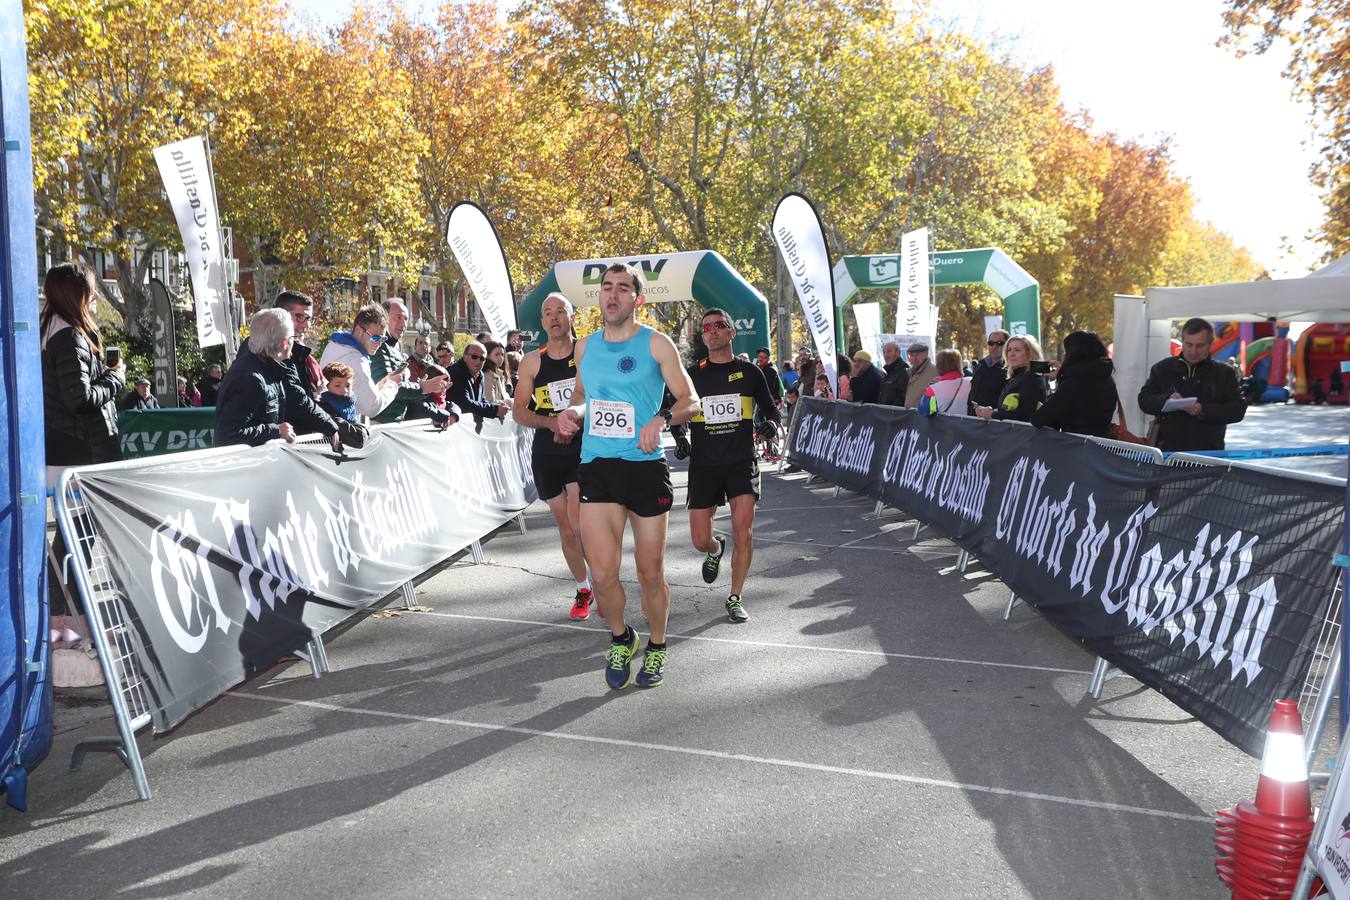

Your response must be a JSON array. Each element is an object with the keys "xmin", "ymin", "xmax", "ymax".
[
  {"xmin": 37, "ymin": 258, "xmax": 1246, "ymax": 471},
  {"xmin": 783, "ymin": 315, "xmax": 1246, "ymax": 453}
]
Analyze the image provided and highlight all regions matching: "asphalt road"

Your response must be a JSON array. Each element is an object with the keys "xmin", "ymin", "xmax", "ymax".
[{"xmin": 0, "ymin": 457, "xmax": 1261, "ymax": 898}]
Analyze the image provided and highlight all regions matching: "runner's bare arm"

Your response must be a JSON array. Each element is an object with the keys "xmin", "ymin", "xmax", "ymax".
[
  {"xmin": 511, "ymin": 351, "xmax": 557, "ymax": 432},
  {"xmin": 652, "ymin": 331, "xmax": 699, "ymax": 426},
  {"xmin": 557, "ymin": 336, "xmax": 588, "ymax": 437}
]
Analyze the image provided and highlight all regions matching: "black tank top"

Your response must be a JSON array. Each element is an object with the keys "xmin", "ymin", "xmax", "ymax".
[{"xmin": 529, "ymin": 349, "xmax": 582, "ymax": 457}]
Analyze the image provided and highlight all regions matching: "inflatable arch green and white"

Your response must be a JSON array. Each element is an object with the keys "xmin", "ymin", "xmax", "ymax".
[
  {"xmin": 518, "ymin": 251, "xmax": 771, "ymax": 357},
  {"xmin": 832, "ymin": 248, "xmax": 1041, "ymax": 342}
]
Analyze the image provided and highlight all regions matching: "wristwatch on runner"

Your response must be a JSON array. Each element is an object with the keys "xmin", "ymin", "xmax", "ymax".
[{"xmin": 658, "ymin": 408, "xmax": 673, "ymax": 426}]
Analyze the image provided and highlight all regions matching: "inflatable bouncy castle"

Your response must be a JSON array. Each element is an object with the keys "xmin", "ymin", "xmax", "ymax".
[
  {"xmin": 1293, "ymin": 323, "xmax": 1350, "ymax": 405},
  {"xmin": 1210, "ymin": 321, "xmax": 1292, "ymax": 404}
]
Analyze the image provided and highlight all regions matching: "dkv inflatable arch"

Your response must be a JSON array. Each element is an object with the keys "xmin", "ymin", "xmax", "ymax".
[{"xmin": 518, "ymin": 250, "xmax": 771, "ymax": 357}]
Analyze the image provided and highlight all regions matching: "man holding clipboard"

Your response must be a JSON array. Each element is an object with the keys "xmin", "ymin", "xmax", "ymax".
[{"xmin": 1138, "ymin": 316, "xmax": 1247, "ymax": 451}]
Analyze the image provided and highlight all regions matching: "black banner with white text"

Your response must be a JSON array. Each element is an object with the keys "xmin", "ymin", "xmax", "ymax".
[
  {"xmin": 74, "ymin": 418, "xmax": 537, "ymax": 731},
  {"xmin": 789, "ymin": 397, "xmax": 1343, "ymax": 756}
]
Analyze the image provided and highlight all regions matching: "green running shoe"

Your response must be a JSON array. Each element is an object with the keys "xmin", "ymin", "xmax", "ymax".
[
  {"xmin": 725, "ymin": 594, "xmax": 749, "ymax": 623},
  {"xmin": 635, "ymin": 646, "xmax": 668, "ymax": 688},
  {"xmin": 605, "ymin": 627, "xmax": 640, "ymax": 690},
  {"xmin": 702, "ymin": 532, "xmax": 727, "ymax": 584}
]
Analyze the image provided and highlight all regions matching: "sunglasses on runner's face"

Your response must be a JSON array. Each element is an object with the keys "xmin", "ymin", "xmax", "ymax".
[
  {"xmin": 467, "ymin": 353, "xmax": 484, "ymax": 361},
  {"xmin": 987, "ymin": 339, "xmax": 1005, "ymax": 346},
  {"xmin": 365, "ymin": 331, "xmax": 384, "ymax": 343},
  {"xmin": 701, "ymin": 321, "xmax": 730, "ymax": 332}
]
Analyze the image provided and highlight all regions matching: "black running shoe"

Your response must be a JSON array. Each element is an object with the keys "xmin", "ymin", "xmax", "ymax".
[
  {"xmin": 702, "ymin": 532, "xmax": 727, "ymax": 584},
  {"xmin": 725, "ymin": 594, "xmax": 749, "ymax": 623}
]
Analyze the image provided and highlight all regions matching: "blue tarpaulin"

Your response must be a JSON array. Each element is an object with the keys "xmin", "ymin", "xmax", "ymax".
[{"xmin": 1, "ymin": 0, "xmax": 54, "ymax": 812}]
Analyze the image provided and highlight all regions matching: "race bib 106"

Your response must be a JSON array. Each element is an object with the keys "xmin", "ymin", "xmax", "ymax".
[
  {"xmin": 589, "ymin": 398, "xmax": 635, "ymax": 439},
  {"xmin": 703, "ymin": 393, "xmax": 742, "ymax": 425}
]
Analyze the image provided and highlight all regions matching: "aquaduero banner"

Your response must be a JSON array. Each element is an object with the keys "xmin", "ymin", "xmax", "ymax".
[
  {"xmin": 447, "ymin": 200, "xmax": 517, "ymax": 343},
  {"xmin": 74, "ymin": 418, "xmax": 537, "ymax": 731},
  {"xmin": 773, "ymin": 193, "xmax": 838, "ymax": 389},
  {"xmin": 789, "ymin": 397, "xmax": 1343, "ymax": 756},
  {"xmin": 152, "ymin": 135, "xmax": 227, "ymax": 348}
]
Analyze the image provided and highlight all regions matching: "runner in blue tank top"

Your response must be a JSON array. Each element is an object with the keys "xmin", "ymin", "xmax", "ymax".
[{"xmin": 557, "ymin": 263, "xmax": 700, "ymax": 690}]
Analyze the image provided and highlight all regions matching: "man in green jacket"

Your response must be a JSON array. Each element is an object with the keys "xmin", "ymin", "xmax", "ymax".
[{"xmin": 369, "ymin": 298, "xmax": 451, "ymax": 425}]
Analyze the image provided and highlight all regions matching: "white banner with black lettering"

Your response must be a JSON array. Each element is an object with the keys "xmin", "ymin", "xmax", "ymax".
[
  {"xmin": 773, "ymin": 193, "xmax": 837, "ymax": 389},
  {"xmin": 153, "ymin": 136, "xmax": 227, "ymax": 348},
  {"xmin": 447, "ymin": 201, "xmax": 517, "ymax": 342},
  {"xmin": 897, "ymin": 226, "xmax": 930, "ymax": 341},
  {"xmin": 75, "ymin": 419, "xmax": 537, "ymax": 731}
]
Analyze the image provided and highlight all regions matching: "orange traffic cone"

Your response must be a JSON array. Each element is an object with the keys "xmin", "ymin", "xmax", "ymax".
[
  {"xmin": 1215, "ymin": 699, "xmax": 1316, "ymax": 897},
  {"xmin": 1253, "ymin": 699, "xmax": 1311, "ymax": 820}
]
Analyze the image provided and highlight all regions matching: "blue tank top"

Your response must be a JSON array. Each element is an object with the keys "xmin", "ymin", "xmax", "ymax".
[{"xmin": 580, "ymin": 325, "xmax": 664, "ymax": 463}]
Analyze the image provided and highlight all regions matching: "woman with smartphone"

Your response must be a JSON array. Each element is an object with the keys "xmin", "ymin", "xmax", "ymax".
[
  {"xmin": 40, "ymin": 261, "xmax": 125, "ymax": 467},
  {"xmin": 973, "ymin": 335, "xmax": 1047, "ymax": 424}
]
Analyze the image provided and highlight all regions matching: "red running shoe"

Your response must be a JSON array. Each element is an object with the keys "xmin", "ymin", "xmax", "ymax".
[{"xmin": 569, "ymin": 588, "xmax": 594, "ymax": 620}]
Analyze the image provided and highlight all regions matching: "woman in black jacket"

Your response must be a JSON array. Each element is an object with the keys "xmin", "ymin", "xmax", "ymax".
[
  {"xmin": 1032, "ymin": 331, "xmax": 1118, "ymax": 437},
  {"xmin": 973, "ymin": 335, "xmax": 1047, "ymax": 424},
  {"xmin": 41, "ymin": 262, "xmax": 125, "ymax": 466}
]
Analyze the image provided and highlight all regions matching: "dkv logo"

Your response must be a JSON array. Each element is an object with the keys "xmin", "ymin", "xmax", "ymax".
[{"xmin": 581, "ymin": 257, "xmax": 669, "ymax": 284}]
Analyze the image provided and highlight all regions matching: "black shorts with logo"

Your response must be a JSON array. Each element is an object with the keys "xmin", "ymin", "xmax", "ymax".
[
  {"xmin": 578, "ymin": 458, "xmax": 674, "ymax": 517},
  {"xmin": 532, "ymin": 451, "xmax": 580, "ymax": 502},
  {"xmin": 685, "ymin": 459, "xmax": 761, "ymax": 509}
]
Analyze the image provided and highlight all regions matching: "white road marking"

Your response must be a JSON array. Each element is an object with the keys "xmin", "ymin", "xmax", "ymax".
[
  {"xmin": 409, "ymin": 610, "xmax": 1091, "ymax": 675},
  {"xmin": 228, "ymin": 691, "xmax": 1212, "ymax": 824}
]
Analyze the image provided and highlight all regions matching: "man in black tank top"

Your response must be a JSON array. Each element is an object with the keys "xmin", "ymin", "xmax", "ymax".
[{"xmin": 512, "ymin": 293, "xmax": 592, "ymax": 619}]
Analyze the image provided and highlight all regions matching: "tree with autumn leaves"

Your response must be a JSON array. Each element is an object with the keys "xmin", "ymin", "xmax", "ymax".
[{"xmin": 25, "ymin": 0, "xmax": 1268, "ymax": 351}]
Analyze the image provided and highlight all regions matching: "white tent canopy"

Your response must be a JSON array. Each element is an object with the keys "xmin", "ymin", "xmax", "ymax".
[{"xmin": 1113, "ymin": 253, "xmax": 1350, "ymax": 435}]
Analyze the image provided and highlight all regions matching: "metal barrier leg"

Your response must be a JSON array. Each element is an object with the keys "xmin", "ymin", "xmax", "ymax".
[
  {"xmin": 515, "ymin": 512, "xmax": 527, "ymax": 535},
  {"xmin": 470, "ymin": 540, "xmax": 486, "ymax": 564},
  {"xmin": 872, "ymin": 500, "xmax": 884, "ymax": 518},
  {"xmin": 956, "ymin": 549, "xmax": 970, "ymax": 573},
  {"xmin": 832, "ymin": 484, "xmax": 841, "ymax": 499},
  {"xmin": 911, "ymin": 520, "xmax": 923, "ymax": 541},
  {"xmin": 1002, "ymin": 591, "xmax": 1019, "ymax": 621},
  {"xmin": 1086, "ymin": 658, "xmax": 1123, "ymax": 700},
  {"xmin": 313, "ymin": 635, "xmax": 332, "ymax": 674},
  {"xmin": 296, "ymin": 643, "xmax": 322, "ymax": 679},
  {"xmin": 400, "ymin": 581, "xmax": 417, "ymax": 610},
  {"xmin": 1304, "ymin": 646, "xmax": 1341, "ymax": 773}
]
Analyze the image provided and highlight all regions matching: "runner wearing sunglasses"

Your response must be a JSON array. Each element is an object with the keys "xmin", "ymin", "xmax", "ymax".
[
  {"xmin": 679, "ymin": 308, "xmax": 779, "ymax": 623},
  {"xmin": 556, "ymin": 263, "xmax": 700, "ymax": 690}
]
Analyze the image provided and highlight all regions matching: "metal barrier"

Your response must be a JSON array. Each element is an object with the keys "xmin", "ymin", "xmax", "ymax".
[{"xmin": 48, "ymin": 424, "xmax": 508, "ymax": 800}]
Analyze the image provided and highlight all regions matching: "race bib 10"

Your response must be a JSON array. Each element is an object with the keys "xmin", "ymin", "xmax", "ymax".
[
  {"xmin": 589, "ymin": 398, "xmax": 635, "ymax": 439},
  {"xmin": 547, "ymin": 377, "xmax": 576, "ymax": 411}
]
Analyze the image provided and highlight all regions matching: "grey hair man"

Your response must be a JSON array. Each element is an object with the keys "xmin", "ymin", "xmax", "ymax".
[
  {"xmin": 214, "ymin": 308, "xmax": 340, "ymax": 449},
  {"xmin": 448, "ymin": 339, "xmax": 509, "ymax": 419},
  {"xmin": 369, "ymin": 297, "xmax": 453, "ymax": 426}
]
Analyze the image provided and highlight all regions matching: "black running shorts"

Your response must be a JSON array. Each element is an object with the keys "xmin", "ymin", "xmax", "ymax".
[
  {"xmin": 578, "ymin": 458, "xmax": 674, "ymax": 517},
  {"xmin": 685, "ymin": 459, "xmax": 761, "ymax": 509},
  {"xmin": 532, "ymin": 452, "xmax": 580, "ymax": 502}
]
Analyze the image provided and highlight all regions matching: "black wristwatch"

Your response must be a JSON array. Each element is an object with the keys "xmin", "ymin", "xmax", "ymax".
[{"xmin": 658, "ymin": 408, "xmax": 673, "ymax": 425}]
